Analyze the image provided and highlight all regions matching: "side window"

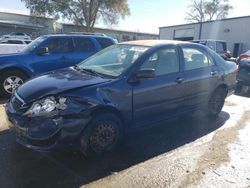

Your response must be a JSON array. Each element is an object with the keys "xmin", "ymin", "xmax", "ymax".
[
  {"xmin": 140, "ymin": 48, "xmax": 179, "ymax": 76},
  {"xmin": 95, "ymin": 38, "xmax": 114, "ymax": 48},
  {"xmin": 73, "ymin": 38, "xmax": 95, "ymax": 52},
  {"xmin": 46, "ymin": 38, "xmax": 71, "ymax": 53},
  {"xmin": 216, "ymin": 42, "xmax": 226, "ymax": 53},
  {"xmin": 208, "ymin": 55, "xmax": 215, "ymax": 66},
  {"xmin": 16, "ymin": 33, "xmax": 25, "ymax": 36},
  {"xmin": 183, "ymin": 47, "xmax": 209, "ymax": 71},
  {"xmin": 206, "ymin": 41, "xmax": 216, "ymax": 51}
]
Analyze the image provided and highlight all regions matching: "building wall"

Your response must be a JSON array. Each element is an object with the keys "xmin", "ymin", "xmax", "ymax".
[
  {"xmin": 159, "ymin": 16, "xmax": 250, "ymax": 55},
  {"xmin": 160, "ymin": 24, "xmax": 200, "ymax": 41},
  {"xmin": 62, "ymin": 24, "xmax": 158, "ymax": 42},
  {"xmin": 0, "ymin": 12, "xmax": 158, "ymax": 42},
  {"xmin": 0, "ymin": 12, "xmax": 55, "ymax": 37},
  {"xmin": 200, "ymin": 18, "xmax": 250, "ymax": 53}
]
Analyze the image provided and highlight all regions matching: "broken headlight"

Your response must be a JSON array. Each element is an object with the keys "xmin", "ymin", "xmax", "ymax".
[{"xmin": 24, "ymin": 97, "xmax": 67, "ymax": 117}]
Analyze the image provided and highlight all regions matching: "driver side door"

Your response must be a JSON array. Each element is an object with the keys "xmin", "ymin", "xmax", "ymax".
[
  {"xmin": 132, "ymin": 46, "xmax": 186, "ymax": 127},
  {"xmin": 30, "ymin": 37, "xmax": 73, "ymax": 74}
]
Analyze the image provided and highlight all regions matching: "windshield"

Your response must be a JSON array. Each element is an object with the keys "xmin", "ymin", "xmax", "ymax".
[
  {"xmin": 21, "ymin": 36, "xmax": 47, "ymax": 53},
  {"xmin": 77, "ymin": 44, "xmax": 149, "ymax": 77}
]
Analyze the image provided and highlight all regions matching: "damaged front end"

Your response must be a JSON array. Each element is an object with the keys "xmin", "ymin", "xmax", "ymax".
[{"xmin": 5, "ymin": 92, "xmax": 95, "ymax": 151}]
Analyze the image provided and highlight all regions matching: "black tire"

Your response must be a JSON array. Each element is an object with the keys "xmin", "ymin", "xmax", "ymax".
[
  {"xmin": 235, "ymin": 83, "xmax": 242, "ymax": 93},
  {"xmin": 0, "ymin": 70, "xmax": 28, "ymax": 97},
  {"xmin": 80, "ymin": 113, "xmax": 123, "ymax": 157},
  {"xmin": 206, "ymin": 87, "xmax": 227, "ymax": 117}
]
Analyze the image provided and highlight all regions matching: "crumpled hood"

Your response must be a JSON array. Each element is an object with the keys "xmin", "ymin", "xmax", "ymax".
[{"xmin": 16, "ymin": 67, "xmax": 111, "ymax": 103}]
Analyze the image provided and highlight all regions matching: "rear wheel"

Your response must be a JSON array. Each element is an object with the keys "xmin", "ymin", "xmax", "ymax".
[
  {"xmin": 0, "ymin": 70, "xmax": 28, "ymax": 97},
  {"xmin": 235, "ymin": 83, "xmax": 243, "ymax": 93},
  {"xmin": 206, "ymin": 87, "xmax": 227, "ymax": 117},
  {"xmin": 80, "ymin": 113, "xmax": 123, "ymax": 157}
]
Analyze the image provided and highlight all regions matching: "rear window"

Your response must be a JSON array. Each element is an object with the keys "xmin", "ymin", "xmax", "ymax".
[
  {"xmin": 95, "ymin": 38, "xmax": 114, "ymax": 48},
  {"xmin": 73, "ymin": 38, "xmax": 96, "ymax": 52}
]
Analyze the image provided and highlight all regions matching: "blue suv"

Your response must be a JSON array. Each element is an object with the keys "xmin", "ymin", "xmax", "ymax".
[{"xmin": 0, "ymin": 34, "xmax": 116, "ymax": 97}]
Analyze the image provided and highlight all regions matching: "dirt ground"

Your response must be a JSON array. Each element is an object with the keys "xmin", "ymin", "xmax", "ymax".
[{"xmin": 0, "ymin": 94, "xmax": 250, "ymax": 188}]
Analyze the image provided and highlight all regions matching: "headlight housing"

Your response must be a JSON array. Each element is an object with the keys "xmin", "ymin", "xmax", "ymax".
[{"xmin": 24, "ymin": 96, "xmax": 67, "ymax": 117}]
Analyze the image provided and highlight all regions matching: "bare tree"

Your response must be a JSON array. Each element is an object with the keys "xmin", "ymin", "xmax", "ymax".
[
  {"xmin": 186, "ymin": 0, "xmax": 232, "ymax": 39},
  {"xmin": 186, "ymin": 0, "xmax": 233, "ymax": 23},
  {"xmin": 186, "ymin": 0, "xmax": 206, "ymax": 23}
]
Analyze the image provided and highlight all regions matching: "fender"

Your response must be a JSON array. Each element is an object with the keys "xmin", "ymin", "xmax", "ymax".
[{"xmin": 0, "ymin": 61, "xmax": 34, "ymax": 77}]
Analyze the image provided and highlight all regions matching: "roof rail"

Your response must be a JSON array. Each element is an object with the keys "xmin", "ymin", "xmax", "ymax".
[{"xmin": 69, "ymin": 32, "xmax": 107, "ymax": 36}]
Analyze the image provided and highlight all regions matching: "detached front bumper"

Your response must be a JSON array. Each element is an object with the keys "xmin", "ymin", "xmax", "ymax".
[{"xmin": 5, "ymin": 102, "xmax": 91, "ymax": 151}]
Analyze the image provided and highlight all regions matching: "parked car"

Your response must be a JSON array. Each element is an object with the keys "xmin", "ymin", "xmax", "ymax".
[
  {"xmin": 0, "ymin": 34, "xmax": 116, "ymax": 97},
  {"xmin": 0, "ymin": 39, "xmax": 32, "ymax": 54},
  {"xmin": 236, "ymin": 50, "xmax": 250, "ymax": 65},
  {"xmin": 5, "ymin": 40, "xmax": 237, "ymax": 156},
  {"xmin": 0, "ymin": 39, "xmax": 32, "ymax": 45},
  {"xmin": 236, "ymin": 58, "xmax": 250, "ymax": 89},
  {"xmin": 0, "ymin": 32, "xmax": 31, "ymax": 40},
  {"xmin": 192, "ymin": 39, "xmax": 235, "ymax": 62}
]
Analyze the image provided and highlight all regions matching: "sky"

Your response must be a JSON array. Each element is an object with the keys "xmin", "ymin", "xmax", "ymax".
[{"xmin": 0, "ymin": 0, "xmax": 250, "ymax": 34}]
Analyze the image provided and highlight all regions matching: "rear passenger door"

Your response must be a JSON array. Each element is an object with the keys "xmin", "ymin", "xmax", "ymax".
[
  {"xmin": 180, "ymin": 45, "xmax": 220, "ymax": 110},
  {"xmin": 71, "ymin": 37, "xmax": 98, "ymax": 65}
]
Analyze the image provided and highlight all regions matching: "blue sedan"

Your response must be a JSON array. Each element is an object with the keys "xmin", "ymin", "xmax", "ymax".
[{"xmin": 5, "ymin": 40, "xmax": 237, "ymax": 156}]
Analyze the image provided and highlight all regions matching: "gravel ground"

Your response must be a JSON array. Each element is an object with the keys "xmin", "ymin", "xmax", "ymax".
[{"xmin": 0, "ymin": 94, "xmax": 250, "ymax": 188}]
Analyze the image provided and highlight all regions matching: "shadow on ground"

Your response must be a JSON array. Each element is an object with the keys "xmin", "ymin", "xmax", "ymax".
[
  {"xmin": 0, "ymin": 112, "xmax": 230, "ymax": 188},
  {"xmin": 0, "ymin": 98, "xmax": 7, "ymax": 105}
]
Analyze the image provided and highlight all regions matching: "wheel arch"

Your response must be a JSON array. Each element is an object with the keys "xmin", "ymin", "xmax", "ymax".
[
  {"xmin": 90, "ymin": 105, "xmax": 127, "ymax": 132},
  {"xmin": 0, "ymin": 66, "xmax": 32, "ymax": 78}
]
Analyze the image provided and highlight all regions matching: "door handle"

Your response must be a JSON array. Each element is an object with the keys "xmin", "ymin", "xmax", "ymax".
[
  {"xmin": 175, "ymin": 77, "xmax": 184, "ymax": 84},
  {"xmin": 210, "ymin": 71, "xmax": 218, "ymax": 76}
]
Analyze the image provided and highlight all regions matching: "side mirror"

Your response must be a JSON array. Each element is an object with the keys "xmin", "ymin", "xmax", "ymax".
[
  {"xmin": 128, "ymin": 68, "xmax": 155, "ymax": 84},
  {"xmin": 135, "ymin": 68, "xmax": 155, "ymax": 79},
  {"xmin": 37, "ymin": 47, "xmax": 49, "ymax": 55}
]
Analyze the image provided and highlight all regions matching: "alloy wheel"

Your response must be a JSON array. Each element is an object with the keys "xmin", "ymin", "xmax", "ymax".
[{"xmin": 3, "ymin": 76, "xmax": 23, "ymax": 94}]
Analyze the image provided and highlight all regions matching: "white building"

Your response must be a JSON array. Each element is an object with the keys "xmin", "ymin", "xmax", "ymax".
[{"xmin": 159, "ymin": 16, "xmax": 250, "ymax": 57}]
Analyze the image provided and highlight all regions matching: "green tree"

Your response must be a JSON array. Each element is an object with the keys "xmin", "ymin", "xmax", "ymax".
[
  {"xmin": 186, "ymin": 0, "xmax": 233, "ymax": 23},
  {"xmin": 21, "ymin": 0, "xmax": 130, "ymax": 32}
]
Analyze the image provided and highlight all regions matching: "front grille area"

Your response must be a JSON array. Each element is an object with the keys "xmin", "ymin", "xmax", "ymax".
[{"xmin": 11, "ymin": 93, "xmax": 29, "ymax": 113}]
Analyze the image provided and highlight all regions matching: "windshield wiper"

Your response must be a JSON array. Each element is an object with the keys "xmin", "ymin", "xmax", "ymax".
[
  {"xmin": 73, "ymin": 65, "xmax": 81, "ymax": 71},
  {"xmin": 81, "ymin": 68, "xmax": 105, "ymax": 77}
]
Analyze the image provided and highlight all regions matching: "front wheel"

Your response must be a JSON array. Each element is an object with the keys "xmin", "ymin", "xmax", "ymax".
[
  {"xmin": 206, "ymin": 87, "xmax": 227, "ymax": 117},
  {"xmin": 0, "ymin": 70, "xmax": 27, "ymax": 97},
  {"xmin": 80, "ymin": 113, "xmax": 123, "ymax": 157}
]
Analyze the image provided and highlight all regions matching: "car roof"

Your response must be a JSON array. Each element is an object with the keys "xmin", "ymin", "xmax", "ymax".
[
  {"xmin": 119, "ymin": 40, "xmax": 188, "ymax": 47},
  {"xmin": 42, "ymin": 34, "xmax": 114, "ymax": 39},
  {"xmin": 192, "ymin": 39, "xmax": 226, "ymax": 42}
]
